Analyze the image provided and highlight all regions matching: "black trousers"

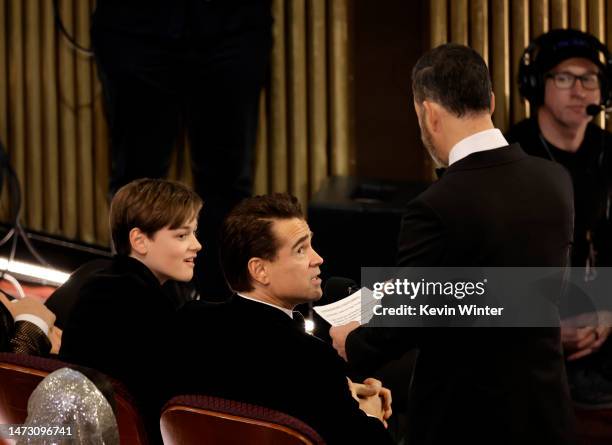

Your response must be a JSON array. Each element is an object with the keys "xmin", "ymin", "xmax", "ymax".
[{"xmin": 93, "ymin": 9, "xmax": 271, "ymax": 301}]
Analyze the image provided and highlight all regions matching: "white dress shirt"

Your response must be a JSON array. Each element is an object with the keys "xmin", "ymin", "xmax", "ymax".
[{"xmin": 448, "ymin": 128, "xmax": 509, "ymax": 166}]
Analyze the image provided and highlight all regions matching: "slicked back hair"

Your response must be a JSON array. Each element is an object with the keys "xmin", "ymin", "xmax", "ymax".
[
  {"xmin": 220, "ymin": 193, "xmax": 303, "ymax": 292},
  {"xmin": 412, "ymin": 43, "xmax": 492, "ymax": 117}
]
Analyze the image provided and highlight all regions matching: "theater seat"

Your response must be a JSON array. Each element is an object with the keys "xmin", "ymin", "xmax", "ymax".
[
  {"xmin": 575, "ymin": 405, "xmax": 612, "ymax": 445},
  {"xmin": 0, "ymin": 353, "xmax": 148, "ymax": 445},
  {"xmin": 160, "ymin": 395, "xmax": 325, "ymax": 445}
]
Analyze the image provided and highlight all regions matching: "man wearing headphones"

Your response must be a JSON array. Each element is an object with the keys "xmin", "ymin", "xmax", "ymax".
[{"xmin": 507, "ymin": 28, "xmax": 612, "ymax": 407}]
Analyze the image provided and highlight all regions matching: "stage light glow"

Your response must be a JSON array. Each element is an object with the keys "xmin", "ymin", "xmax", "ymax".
[
  {"xmin": 305, "ymin": 318, "xmax": 315, "ymax": 334},
  {"xmin": 0, "ymin": 257, "xmax": 70, "ymax": 286}
]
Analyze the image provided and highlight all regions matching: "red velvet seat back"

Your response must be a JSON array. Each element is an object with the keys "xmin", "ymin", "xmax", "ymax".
[
  {"xmin": 575, "ymin": 406, "xmax": 612, "ymax": 445},
  {"xmin": 161, "ymin": 394, "xmax": 325, "ymax": 445}
]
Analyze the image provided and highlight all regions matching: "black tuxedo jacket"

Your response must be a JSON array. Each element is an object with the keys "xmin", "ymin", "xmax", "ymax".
[
  {"xmin": 59, "ymin": 255, "xmax": 179, "ymax": 444},
  {"xmin": 173, "ymin": 296, "xmax": 393, "ymax": 445},
  {"xmin": 348, "ymin": 144, "xmax": 577, "ymax": 444}
]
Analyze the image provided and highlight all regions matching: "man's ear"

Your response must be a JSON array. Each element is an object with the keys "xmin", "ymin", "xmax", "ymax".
[
  {"xmin": 422, "ymin": 100, "xmax": 441, "ymax": 133},
  {"xmin": 247, "ymin": 257, "xmax": 269, "ymax": 286},
  {"xmin": 129, "ymin": 228, "xmax": 149, "ymax": 256},
  {"xmin": 413, "ymin": 100, "xmax": 423, "ymax": 123},
  {"xmin": 490, "ymin": 91, "xmax": 496, "ymax": 115}
]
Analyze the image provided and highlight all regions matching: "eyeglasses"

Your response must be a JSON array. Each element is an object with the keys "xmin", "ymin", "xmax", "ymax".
[{"xmin": 545, "ymin": 72, "xmax": 600, "ymax": 90}]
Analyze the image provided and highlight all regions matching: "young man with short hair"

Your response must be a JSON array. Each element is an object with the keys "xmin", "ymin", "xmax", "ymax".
[{"xmin": 60, "ymin": 178, "xmax": 202, "ymax": 444}]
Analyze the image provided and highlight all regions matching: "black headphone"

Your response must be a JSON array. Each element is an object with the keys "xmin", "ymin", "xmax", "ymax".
[{"xmin": 519, "ymin": 28, "xmax": 612, "ymax": 108}]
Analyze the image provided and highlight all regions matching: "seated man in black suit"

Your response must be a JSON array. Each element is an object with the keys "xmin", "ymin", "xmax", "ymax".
[
  {"xmin": 174, "ymin": 193, "xmax": 394, "ymax": 445},
  {"xmin": 0, "ymin": 293, "xmax": 59, "ymax": 355},
  {"xmin": 59, "ymin": 178, "xmax": 203, "ymax": 444}
]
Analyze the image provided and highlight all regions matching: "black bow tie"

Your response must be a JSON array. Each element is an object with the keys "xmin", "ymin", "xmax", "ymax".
[
  {"xmin": 292, "ymin": 311, "xmax": 306, "ymax": 331},
  {"xmin": 435, "ymin": 168, "xmax": 446, "ymax": 179}
]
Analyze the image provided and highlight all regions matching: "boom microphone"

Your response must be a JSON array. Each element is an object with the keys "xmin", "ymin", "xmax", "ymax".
[
  {"xmin": 586, "ymin": 103, "xmax": 612, "ymax": 116},
  {"xmin": 587, "ymin": 104, "xmax": 604, "ymax": 116}
]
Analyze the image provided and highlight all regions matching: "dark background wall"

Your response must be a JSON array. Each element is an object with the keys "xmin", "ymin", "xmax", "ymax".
[{"xmin": 352, "ymin": 0, "xmax": 431, "ymax": 182}]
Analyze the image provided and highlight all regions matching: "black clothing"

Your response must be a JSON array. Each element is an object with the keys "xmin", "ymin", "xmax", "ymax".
[
  {"xmin": 506, "ymin": 118, "xmax": 612, "ymax": 268},
  {"xmin": 59, "ymin": 256, "xmax": 179, "ymax": 444},
  {"xmin": 173, "ymin": 296, "xmax": 393, "ymax": 445},
  {"xmin": 47, "ymin": 259, "xmax": 196, "ymax": 330},
  {"xmin": 46, "ymin": 259, "xmax": 112, "ymax": 330},
  {"xmin": 348, "ymin": 145, "xmax": 577, "ymax": 444},
  {"xmin": 92, "ymin": 0, "xmax": 272, "ymax": 301},
  {"xmin": 507, "ymin": 118, "xmax": 612, "ymax": 408}
]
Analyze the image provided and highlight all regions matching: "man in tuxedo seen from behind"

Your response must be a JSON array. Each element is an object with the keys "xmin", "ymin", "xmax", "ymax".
[{"xmin": 330, "ymin": 43, "xmax": 577, "ymax": 445}]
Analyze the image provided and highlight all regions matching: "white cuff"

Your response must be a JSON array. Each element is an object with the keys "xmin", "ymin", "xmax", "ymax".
[{"xmin": 14, "ymin": 314, "xmax": 49, "ymax": 336}]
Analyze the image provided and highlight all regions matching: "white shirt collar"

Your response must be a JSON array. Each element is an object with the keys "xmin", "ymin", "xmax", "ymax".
[
  {"xmin": 237, "ymin": 293, "xmax": 294, "ymax": 319},
  {"xmin": 448, "ymin": 128, "xmax": 509, "ymax": 166}
]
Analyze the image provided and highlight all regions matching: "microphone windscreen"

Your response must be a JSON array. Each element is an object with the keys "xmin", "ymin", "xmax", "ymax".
[
  {"xmin": 587, "ymin": 104, "xmax": 602, "ymax": 116},
  {"xmin": 323, "ymin": 277, "xmax": 358, "ymax": 301}
]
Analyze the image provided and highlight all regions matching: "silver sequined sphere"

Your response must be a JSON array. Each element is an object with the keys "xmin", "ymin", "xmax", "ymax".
[{"xmin": 17, "ymin": 367, "xmax": 119, "ymax": 445}]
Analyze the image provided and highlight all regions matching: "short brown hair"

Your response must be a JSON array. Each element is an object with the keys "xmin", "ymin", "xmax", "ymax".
[
  {"xmin": 220, "ymin": 193, "xmax": 303, "ymax": 292},
  {"xmin": 110, "ymin": 178, "xmax": 203, "ymax": 255}
]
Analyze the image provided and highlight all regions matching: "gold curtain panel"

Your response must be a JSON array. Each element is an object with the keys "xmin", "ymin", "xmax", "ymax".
[
  {"xmin": 0, "ymin": 0, "xmax": 351, "ymax": 247},
  {"xmin": 429, "ymin": 0, "xmax": 612, "ymax": 131}
]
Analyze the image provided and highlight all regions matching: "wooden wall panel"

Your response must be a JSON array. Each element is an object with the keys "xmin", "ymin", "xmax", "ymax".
[
  {"xmin": 0, "ymin": 1, "xmax": 351, "ymax": 246},
  {"xmin": 92, "ymin": 71, "xmax": 109, "ymax": 247},
  {"xmin": 551, "ymin": 0, "xmax": 569, "ymax": 28},
  {"xmin": 432, "ymin": 0, "xmax": 612, "ymax": 133},
  {"xmin": 0, "ymin": 0, "xmax": 8, "ymax": 221},
  {"xmin": 329, "ymin": 0, "xmax": 351, "ymax": 176},
  {"xmin": 41, "ymin": 0, "xmax": 60, "ymax": 236},
  {"xmin": 571, "ymin": 0, "xmax": 588, "ymax": 30},
  {"xmin": 451, "ymin": 0, "xmax": 469, "ymax": 45},
  {"xmin": 589, "ymin": 0, "xmax": 605, "ymax": 36},
  {"xmin": 307, "ymin": 0, "xmax": 328, "ymax": 196},
  {"xmin": 491, "ymin": 0, "xmax": 510, "ymax": 131},
  {"xmin": 269, "ymin": 0, "xmax": 288, "ymax": 192},
  {"xmin": 430, "ymin": 0, "xmax": 448, "ymax": 47},
  {"xmin": 589, "ymin": 0, "xmax": 606, "ymax": 128},
  {"xmin": 58, "ymin": 0, "xmax": 78, "ymax": 240},
  {"xmin": 511, "ymin": 0, "xmax": 530, "ymax": 123},
  {"xmin": 6, "ymin": 0, "xmax": 612, "ymax": 247},
  {"xmin": 24, "ymin": 0, "xmax": 43, "ymax": 231},
  {"xmin": 75, "ymin": 0, "xmax": 94, "ymax": 243},
  {"xmin": 608, "ymin": 0, "xmax": 612, "ymax": 43},
  {"xmin": 0, "ymin": 0, "xmax": 6, "ymax": 149},
  {"xmin": 531, "ymin": 0, "xmax": 550, "ymax": 37},
  {"xmin": 287, "ymin": 0, "xmax": 308, "ymax": 206},
  {"xmin": 7, "ymin": 1, "xmax": 26, "ymax": 222},
  {"xmin": 471, "ymin": 0, "xmax": 489, "ymax": 63},
  {"xmin": 254, "ymin": 91, "xmax": 268, "ymax": 195}
]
